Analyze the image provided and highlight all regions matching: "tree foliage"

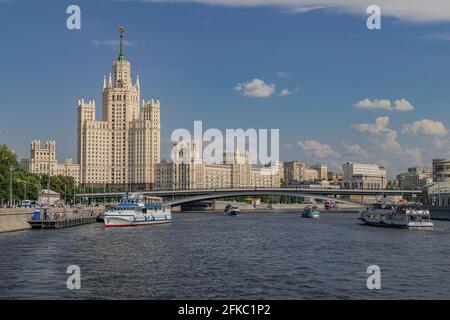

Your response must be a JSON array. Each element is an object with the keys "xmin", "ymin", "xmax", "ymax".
[{"xmin": 0, "ymin": 144, "xmax": 76, "ymax": 204}]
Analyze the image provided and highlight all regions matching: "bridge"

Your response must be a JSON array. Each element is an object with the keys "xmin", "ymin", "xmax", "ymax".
[{"xmin": 75, "ymin": 188, "xmax": 422, "ymax": 206}]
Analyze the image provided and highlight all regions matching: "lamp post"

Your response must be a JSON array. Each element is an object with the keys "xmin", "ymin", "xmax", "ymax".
[
  {"xmin": 9, "ymin": 166, "xmax": 14, "ymax": 207},
  {"xmin": 23, "ymin": 180, "xmax": 27, "ymax": 201}
]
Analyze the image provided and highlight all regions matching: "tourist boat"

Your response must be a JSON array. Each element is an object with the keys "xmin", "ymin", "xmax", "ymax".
[
  {"xmin": 302, "ymin": 206, "xmax": 320, "ymax": 219},
  {"xmin": 224, "ymin": 205, "xmax": 240, "ymax": 216},
  {"xmin": 103, "ymin": 193, "xmax": 171, "ymax": 227},
  {"xmin": 360, "ymin": 201, "xmax": 433, "ymax": 229},
  {"xmin": 324, "ymin": 201, "xmax": 339, "ymax": 212}
]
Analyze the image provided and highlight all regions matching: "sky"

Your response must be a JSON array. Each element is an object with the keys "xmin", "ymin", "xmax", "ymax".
[{"xmin": 1, "ymin": 0, "xmax": 450, "ymax": 177}]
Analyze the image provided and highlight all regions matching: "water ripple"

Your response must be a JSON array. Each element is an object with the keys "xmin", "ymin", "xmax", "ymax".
[{"xmin": 1, "ymin": 211, "xmax": 450, "ymax": 299}]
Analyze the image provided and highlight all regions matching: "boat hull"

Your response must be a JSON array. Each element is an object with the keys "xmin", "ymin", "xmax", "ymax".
[
  {"xmin": 225, "ymin": 210, "xmax": 240, "ymax": 216},
  {"xmin": 104, "ymin": 213, "xmax": 171, "ymax": 228},
  {"xmin": 302, "ymin": 211, "xmax": 320, "ymax": 219},
  {"xmin": 302, "ymin": 215, "xmax": 320, "ymax": 219},
  {"xmin": 361, "ymin": 218, "xmax": 433, "ymax": 229}
]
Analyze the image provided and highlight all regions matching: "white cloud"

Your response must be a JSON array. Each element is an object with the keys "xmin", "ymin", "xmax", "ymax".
[
  {"xmin": 297, "ymin": 139, "xmax": 340, "ymax": 158},
  {"xmin": 354, "ymin": 98, "xmax": 415, "ymax": 112},
  {"xmin": 402, "ymin": 119, "xmax": 448, "ymax": 136},
  {"xmin": 234, "ymin": 79, "xmax": 275, "ymax": 98},
  {"xmin": 142, "ymin": 0, "xmax": 450, "ymax": 22},
  {"xmin": 432, "ymin": 137, "xmax": 448, "ymax": 149},
  {"xmin": 394, "ymin": 98, "xmax": 415, "ymax": 111},
  {"xmin": 279, "ymin": 87, "xmax": 298, "ymax": 97},
  {"xmin": 403, "ymin": 147, "xmax": 423, "ymax": 166},
  {"xmin": 352, "ymin": 117, "xmax": 425, "ymax": 167},
  {"xmin": 353, "ymin": 116, "xmax": 402, "ymax": 152},
  {"xmin": 354, "ymin": 98, "xmax": 392, "ymax": 111},
  {"xmin": 421, "ymin": 33, "xmax": 450, "ymax": 42},
  {"xmin": 285, "ymin": 143, "xmax": 294, "ymax": 150},
  {"xmin": 289, "ymin": 5, "xmax": 329, "ymax": 13},
  {"xmin": 341, "ymin": 141, "xmax": 368, "ymax": 157},
  {"xmin": 353, "ymin": 116, "xmax": 391, "ymax": 135}
]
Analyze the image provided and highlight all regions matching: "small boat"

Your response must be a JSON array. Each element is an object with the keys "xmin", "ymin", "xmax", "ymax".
[
  {"xmin": 225, "ymin": 205, "xmax": 240, "ymax": 216},
  {"xmin": 103, "ymin": 193, "xmax": 171, "ymax": 227},
  {"xmin": 324, "ymin": 201, "xmax": 339, "ymax": 212},
  {"xmin": 302, "ymin": 206, "xmax": 320, "ymax": 219},
  {"xmin": 360, "ymin": 201, "xmax": 433, "ymax": 229}
]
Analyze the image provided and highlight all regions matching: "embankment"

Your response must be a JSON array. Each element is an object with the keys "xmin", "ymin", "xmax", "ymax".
[
  {"xmin": 0, "ymin": 207, "xmax": 103, "ymax": 233},
  {"xmin": 0, "ymin": 209, "xmax": 33, "ymax": 233}
]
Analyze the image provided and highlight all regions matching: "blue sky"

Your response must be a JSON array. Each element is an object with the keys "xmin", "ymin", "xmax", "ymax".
[{"xmin": 1, "ymin": 0, "xmax": 450, "ymax": 176}]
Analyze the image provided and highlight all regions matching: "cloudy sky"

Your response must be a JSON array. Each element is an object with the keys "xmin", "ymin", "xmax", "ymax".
[{"xmin": 1, "ymin": 0, "xmax": 450, "ymax": 177}]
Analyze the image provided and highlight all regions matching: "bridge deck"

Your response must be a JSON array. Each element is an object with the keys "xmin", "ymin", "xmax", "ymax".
[{"xmin": 75, "ymin": 188, "xmax": 422, "ymax": 206}]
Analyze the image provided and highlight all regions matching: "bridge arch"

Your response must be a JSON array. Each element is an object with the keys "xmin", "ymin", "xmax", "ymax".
[{"xmin": 167, "ymin": 191, "xmax": 363, "ymax": 207}]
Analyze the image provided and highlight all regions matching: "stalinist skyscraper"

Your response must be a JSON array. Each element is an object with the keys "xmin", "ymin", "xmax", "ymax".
[{"xmin": 77, "ymin": 27, "xmax": 160, "ymax": 190}]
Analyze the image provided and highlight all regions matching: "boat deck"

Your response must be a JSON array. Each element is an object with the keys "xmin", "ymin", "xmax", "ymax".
[{"xmin": 28, "ymin": 216, "xmax": 98, "ymax": 229}]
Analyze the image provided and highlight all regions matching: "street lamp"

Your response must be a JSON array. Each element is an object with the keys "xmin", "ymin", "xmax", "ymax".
[
  {"xmin": 21, "ymin": 180, "xmax": 28, "ymax": 202},
  {"xmin": 9, "ymin": 166, "xmax": 14, "ymax": 207},
  {"xmin": 73, "ymin": 179, "xmax": 76, "ymax": 206}
]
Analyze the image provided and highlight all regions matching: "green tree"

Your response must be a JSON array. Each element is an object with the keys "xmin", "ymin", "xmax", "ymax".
[{"xmin": 0, "ymin": 145, "xmax": 84, "ymax": 205}]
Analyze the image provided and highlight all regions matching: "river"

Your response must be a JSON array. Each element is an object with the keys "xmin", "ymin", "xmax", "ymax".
[{"xmin": 1, "ymin": 211, "xmax": 450, "ymax": 299}]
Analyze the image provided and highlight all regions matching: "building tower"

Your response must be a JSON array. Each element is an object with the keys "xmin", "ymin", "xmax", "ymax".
[{"xmin": 77, "ymin": 27, "xmax": 161, "ymax": 190}]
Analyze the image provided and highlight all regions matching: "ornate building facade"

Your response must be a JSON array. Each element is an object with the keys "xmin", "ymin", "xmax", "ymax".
[
  {"xmin": 77, "ymin": 27, "xmax": 160, "ymax": 189},
  {"xmin": 21, "ymin": 140, "xmax": 81, "ymax": 185},
  {"xmin": 155, "ymin": 141, "xmax": 281, "ymax": 190}
]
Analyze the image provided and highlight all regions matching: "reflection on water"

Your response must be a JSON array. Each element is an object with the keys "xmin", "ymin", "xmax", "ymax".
[{"xmin": 1, "ymin": 211, "xmax": 450, "ymax": 299}]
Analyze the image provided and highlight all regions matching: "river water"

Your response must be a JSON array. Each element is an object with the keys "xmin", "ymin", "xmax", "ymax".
[{"xmin": 1, "ymin": 211, "xmax": 450, "ymax": 299}]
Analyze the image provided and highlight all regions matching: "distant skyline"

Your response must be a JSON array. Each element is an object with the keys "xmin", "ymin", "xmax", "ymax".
[{"xmin": 2, "ymin": 0, "xmax": 450, "ymax": 177}]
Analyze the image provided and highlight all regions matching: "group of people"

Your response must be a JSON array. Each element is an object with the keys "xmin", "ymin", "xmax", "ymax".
[{"xmin": 39, "ymin": 208, "xmax": 98, "ymax": 221}]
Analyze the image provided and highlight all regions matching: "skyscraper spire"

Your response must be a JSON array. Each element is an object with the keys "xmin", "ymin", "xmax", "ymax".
[{"xmin": 118, "ymin": 26, "xmax": 125, "ymax": 61}]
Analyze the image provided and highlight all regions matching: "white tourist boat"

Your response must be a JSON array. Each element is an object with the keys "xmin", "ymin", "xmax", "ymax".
[
  {"xmin": 103, "ymin": 193, "xmax": 171, "ymax": 227},
  {"xmin": 360, "ymin": 201, "xmax": 433, "ymax": 229}
]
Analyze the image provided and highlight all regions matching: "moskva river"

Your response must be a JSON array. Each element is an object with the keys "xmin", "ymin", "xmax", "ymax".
[{"xmin": 1, "ymin": 211, "xmax": 450, "ymax": 299}]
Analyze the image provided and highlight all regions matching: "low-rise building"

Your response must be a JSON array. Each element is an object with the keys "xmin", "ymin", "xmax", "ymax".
[
  {"xmin": 304, "ymin": 168, "xmax": 319, "ymax": 181},
  {"xmin": 37, "ymin": 189, "xmax": 61, "ymax": 206},
  {"xmin": 327, "ymin": 171, "xmax": 343, "ymax": 182},
  {"xmin": 282, "ymin": 161, "xmax": 322, "ymax": 185},
  {"xmin": 283, "ymin": 161, "xmax": 306, "ymax": 185},
  {"xmin": 396, "ymin": 167, "xmax": 432, "ymax": 190},
  {"xmin": 342, "ymin": 162, "xmax": 387, "ymax": 190},
  {"xmin": 432, "ymin": 159, "xmax": 450, "ymax": 182},
  {"xmin": 311, "ymin": 163, "xmax": 328, "ymax": 180},
  {"xmin": 423, "ymin": 182, "xmax": 450, "ymax": 206}
]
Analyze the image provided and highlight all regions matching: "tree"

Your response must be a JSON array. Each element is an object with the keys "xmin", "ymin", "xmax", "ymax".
[{"xmin": 0, "ymin": 145, "xmax": 84, "ymax": 205}]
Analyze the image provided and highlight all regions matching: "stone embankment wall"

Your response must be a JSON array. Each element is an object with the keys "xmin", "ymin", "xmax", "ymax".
[{"xmin": 0, "ymin": 207, "xmax": 104, "ymax": 233}]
